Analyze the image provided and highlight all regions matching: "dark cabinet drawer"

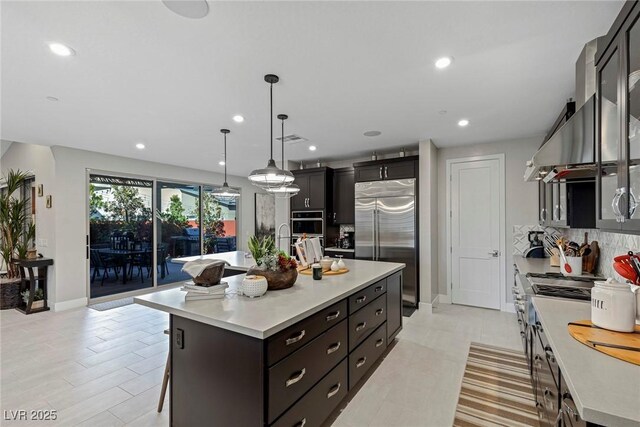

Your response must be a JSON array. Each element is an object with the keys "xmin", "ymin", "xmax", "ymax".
[
  {"xmin": 348, "ymin": 322, "xmax": 387, "ymax": 389},
  {"xmin": 324, "ymin": 250, "xmax": 355, "ymax": 259},
  {"xmin": 268, "ymin": 320, "xmax": 348, "ymax": 423},
  {"xmin": 348, "ymin": 279, "xmax": 386, "ymax": 314},
  {"xmin": 267, "ymin": 300, "xmax": 347, "ymax": 366},
  {"xmin": 271, "ymin": 359, "xmax": 348, "ymax": 427},
  {"xmin": 348, "ymin": 294, "xmax": 387, "ymax": 351}
]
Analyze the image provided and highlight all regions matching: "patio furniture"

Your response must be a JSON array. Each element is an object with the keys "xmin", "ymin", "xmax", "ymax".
[{"xmin": 90, "ymin": 249, "xmax": 120, "ymax": 285}]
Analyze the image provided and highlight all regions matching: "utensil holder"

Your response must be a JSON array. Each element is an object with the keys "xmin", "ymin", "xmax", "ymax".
[{"xmin": 562, "ymin": 256, "xmax": 583, "ymax": 277}]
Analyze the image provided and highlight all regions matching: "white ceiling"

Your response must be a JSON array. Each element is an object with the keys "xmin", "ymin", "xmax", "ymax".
[{"xmin": 1, "ymin": 1, "xmax": 623, "ymax": 176}]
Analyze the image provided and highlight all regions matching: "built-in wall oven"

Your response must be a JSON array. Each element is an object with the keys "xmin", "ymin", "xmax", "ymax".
[{"xmin": 291, "ymin": 211, "xmax": 324, "ymax": 237}]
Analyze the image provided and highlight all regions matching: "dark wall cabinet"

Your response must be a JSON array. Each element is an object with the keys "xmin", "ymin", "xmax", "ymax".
[
  {"xmin": 331, "ymin": 168, "xmax": 355, "ymax": 224},
  {"xmin": 596, "ymin": 1, "xmax": 640, "ymax": 232},
  {"xmin": 538, "ymin": 180, "xmax": 596, "ymax": 229},
  {"xmin": 353, "ymin": 156, "xmax": 418, "ymax": 182},
  {"xmin": 291, "ymin": 168, "xmax": 333, "ymax": 211}
]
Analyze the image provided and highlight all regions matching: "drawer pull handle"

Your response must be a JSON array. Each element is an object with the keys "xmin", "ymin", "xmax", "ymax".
[
  {"xmin": 374, "ymin": 286, "xmax": 383, "ymax": 292},
  {"xmin": 285, "ymin": 330, "xmax": 306, "ymax": 346},
  {"xmin": 294, "ymin": 418, "xmax": 306, "ymax": 427},
  {"xmin": 327, "ymin": 342, "xmax": 341, "ymax": 355},
  {"xmin": 327, "ymin": 382, "xmax": 341, "ymax": 399},
  {"xmin": 356, "ymin": 357, "xmax": 367, "ymax": 368},
  {"xmin": 285, "ymin": 368, "xmax": 306, "ymax": 387},
  {"xmin": 326, "ymin": 311, "xmax": 340, "ymax": 321},
  {"xmin": 355, "ymin": 322, "xmax": 367, "ymax": 332},
  {"xmin": 375, "ymin": 308, "xmax": 384, "ymax": 316},
  {"xmin": 356, "ymin": 295, "xmax": 367, "ymax": 304},
  {"xmin": 375, "ymin": 338, "xmax": 384, "ymax": 348}
]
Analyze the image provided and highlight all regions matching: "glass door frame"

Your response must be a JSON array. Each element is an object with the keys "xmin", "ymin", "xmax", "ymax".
[{"xmin": 86, "ymin": 168, "xmax": 242, "ymax": 303}]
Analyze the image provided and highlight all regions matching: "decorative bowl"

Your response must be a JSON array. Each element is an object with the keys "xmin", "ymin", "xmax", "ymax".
[{"xmin": 245, "ymin": 266, "xmax": 298, "ymax": 290}]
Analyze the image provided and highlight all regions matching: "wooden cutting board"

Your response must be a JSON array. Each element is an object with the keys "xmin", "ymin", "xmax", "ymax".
[
  {"xmin": 298, "ymin": 267, "xmax": 349, "ymax": 276},
  {"xmin": 568, "ymin": 320, "xmax": 640, "ymax": 365},
  {"xmin": 582, "ymin": 241, "xmax": 599, "ymax": 274}
]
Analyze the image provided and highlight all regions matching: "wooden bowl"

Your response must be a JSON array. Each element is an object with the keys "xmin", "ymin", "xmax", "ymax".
[{"xmin": 245, "ymin": 267, "xmax": 297, "ymax": 290}]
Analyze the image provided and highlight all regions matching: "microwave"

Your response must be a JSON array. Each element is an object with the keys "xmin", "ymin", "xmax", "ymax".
[{"xmin": 291, "ymin": 211, "xmax": 324, "ymax": 236}]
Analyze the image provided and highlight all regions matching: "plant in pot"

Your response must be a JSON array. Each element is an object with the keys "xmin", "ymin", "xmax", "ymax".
[
  {"xmin": 0, "ymin": 169, "xmax": 36, "ymax": 309},
  {"xmin": 247, "ymin": 235, "xmax": 298, "ymax": 290},
  {"xmin": 21, "ymin": 287, "xmax": 44, "ymax": 309}
]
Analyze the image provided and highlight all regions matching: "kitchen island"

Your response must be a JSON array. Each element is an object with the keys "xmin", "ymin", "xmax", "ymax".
[
  {"xmin": 532, "ymin": 297, "xmax": 640, "ymax": 427},
  {"xmin": 135, "ymin": 259, "xmax": 405, "ymax": 426}
]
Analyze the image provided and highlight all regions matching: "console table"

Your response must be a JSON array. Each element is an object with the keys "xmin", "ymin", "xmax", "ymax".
[{"xmin": 14, "ymin": 258, "xmax": 54, "ymax": 314}]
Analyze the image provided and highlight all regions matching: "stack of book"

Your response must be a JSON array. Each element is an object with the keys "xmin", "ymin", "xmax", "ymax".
[{"xmin": 181, "ymin": 281, "xmax": 228, "ymax": 301}]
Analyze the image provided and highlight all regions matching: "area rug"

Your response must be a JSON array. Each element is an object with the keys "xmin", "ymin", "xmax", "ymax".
[
  {"xmin": 453, "ymin": 342, "xmax": 539, "ymax": 427},
  {"xmin": 89, "ymin": 297, "xmax": 134, "ymax": 311}
]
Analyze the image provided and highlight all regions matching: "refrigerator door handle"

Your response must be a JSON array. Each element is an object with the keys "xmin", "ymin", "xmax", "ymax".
[{"xmin": 372, "ymin": 209, "xmax": 377, "ymax": 260}]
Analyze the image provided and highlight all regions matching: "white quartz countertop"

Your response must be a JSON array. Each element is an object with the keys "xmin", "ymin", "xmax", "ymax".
[
  {"xmin": 531, "ymin": 297, "xmax": 640, "ymax": 427},
  {"xmin": 172, "ymin": 251, "xmax": 255, "ymax": 271},
  {"xmin": 135, "ymin": 259, "xmax": 404, "ymax": 339},
  {"xmin": 513, "ymin": 256, "xmax": 603, "ymax": 279}
]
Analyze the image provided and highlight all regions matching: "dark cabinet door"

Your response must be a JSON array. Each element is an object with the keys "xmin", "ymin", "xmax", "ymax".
[
  {"xmin": 384, "ymin": 160, "xmax": 415, "ymax": 180},
  {"xmin": 538, "ymin": 181, "xmax": 550, "ymax": 226},
  {"xmin": 386, "ymin": 272, "xmax": 402, "ymax": 342},
  {"xmin": 290, "ymin": 174, "xmax": 309, "ymax": 210},
  {"xmin": 355, "ymin": 165, "xmax": 383, "ymax": 182},
  {"xmin": 333, "ymin": 169, "xmax": 354, "ymax": 224},
  {"xmin": 623, "ymin": 10, "xmax": 640, "ymax": 230},
  {"xmin": 307, "ymin": 172, "xmax": 326, "ymax": 210},
  {"xmin": 549, "ymin": 181, "xmax": 568, "ymax": 228}
]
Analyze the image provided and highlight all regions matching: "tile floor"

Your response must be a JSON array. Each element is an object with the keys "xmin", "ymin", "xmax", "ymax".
[{"xmin": 0, "ymin": 302, "xmax": 521, "ymax": 426}]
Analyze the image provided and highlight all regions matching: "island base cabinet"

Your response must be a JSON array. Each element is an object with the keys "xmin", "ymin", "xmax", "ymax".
[
  {"xmin": 348, "ymin": 322, "xmax": 387, "ymax": 389},
  {"xmin": 386, "ymin": 272, "xmax": 402, "ymax": 342},
  {"xmin": 271, "ymin": 359, "xmax": 348, "ymax": 427},
  {"xmin": 170, "ymin": 315, "xmax": 265, "ymax": 427}
]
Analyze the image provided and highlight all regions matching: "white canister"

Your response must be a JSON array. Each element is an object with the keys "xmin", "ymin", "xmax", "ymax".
[
  {"xmin": 591, "ymin": 279, "xmax": 637, "ymax": 332},
  {"xmin": 241, "ymin": 275, "xmax": 268, "ymax": 298},
  {"xmin": 631, "ymin": 284, "xmax": 640, "ymax": 325},
  {"xmin": 562, "ymin": 256, "xmax": 583, "ymax": 277}
]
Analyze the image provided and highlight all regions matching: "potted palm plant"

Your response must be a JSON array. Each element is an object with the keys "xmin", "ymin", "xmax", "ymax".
[{"xmin": 0, "ymin": 169, "xmax": 36, "ymax": 309}]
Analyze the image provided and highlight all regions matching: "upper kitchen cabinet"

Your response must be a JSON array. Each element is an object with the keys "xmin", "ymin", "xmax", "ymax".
[
  {"xmin": 290, "ymin": 167, "xmax": 333, "ymax": 211},
  {"xmin": 353, "ymin": 156, "xmax": 418, "ymax": 182},
  {"xmin": 596, "ymin": 1, "xmax": 640, "ymax": 232},
  {"xmin": 332, "ymin": 168, "xmax": 355, "ymax": 224}
]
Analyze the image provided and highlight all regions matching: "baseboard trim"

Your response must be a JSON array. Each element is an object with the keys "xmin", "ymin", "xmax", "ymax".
[
  {"xmin": 438, "ymin": 293, "xmax": 452, "ymax": 304},
  {"xmin": 53, "ymin": 297, "xmax": 87, "ymax": 312},
  {"xmin": 502, "ymin": 304, "xmax": 516, "ymax": 314},
  {"xmin": 418, "ymin": 301, "xmax": 433, "ymax": 314}
]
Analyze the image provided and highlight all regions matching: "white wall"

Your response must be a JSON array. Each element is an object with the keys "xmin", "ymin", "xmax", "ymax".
[
  {"xmin": 3, "ymin": 142, "xmax": 267, "ymax": 310},
  {"xmin": 418, "ymin": 139, "xmax": 438, "ymax": 310},
  {"xmin": 1, "ymin": 143, "xmax": 57, "ymax": 303},
  {"xmin": 436, "ymin": 137, "xmax": 542, "ymax": 307}
]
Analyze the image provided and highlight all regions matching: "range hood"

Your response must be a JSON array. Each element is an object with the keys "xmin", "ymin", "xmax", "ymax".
[{"xmin": 524, "ymin": 95, "xmax": 595, "ymax": 182}]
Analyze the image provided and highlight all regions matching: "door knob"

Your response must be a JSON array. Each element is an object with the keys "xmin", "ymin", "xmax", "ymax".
[{"xmin": 489, "ymin": 250, "xmax": 499, "ymax": 257}]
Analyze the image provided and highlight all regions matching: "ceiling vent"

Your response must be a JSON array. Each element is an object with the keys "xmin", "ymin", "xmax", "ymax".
[{"xmin": 275, "ymin": 134, "xmax": 308, "ymax": 144}]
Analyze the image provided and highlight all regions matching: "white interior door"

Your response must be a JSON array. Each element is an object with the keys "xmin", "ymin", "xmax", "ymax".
[{"xmin": 450, "ymin": 159, "xmax": 501, "ymax": 309}]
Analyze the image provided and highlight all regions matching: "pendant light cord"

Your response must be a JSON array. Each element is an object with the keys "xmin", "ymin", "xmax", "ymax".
[
  {"xmin": 224, "ymin": 132, "xmax": 228, "ymax": 183},
  {"xmin": 281, "ymin": 118, "xmax": 285, "ymax": 170},
  {"xmin": 270, "ymin": 82, "xmax": 274, "ymax": 161}
]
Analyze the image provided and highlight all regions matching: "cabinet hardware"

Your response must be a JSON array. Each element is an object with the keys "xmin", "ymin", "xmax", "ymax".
[
  {"xmin": 285, "ymin": 368, "xmax": 306, "ymax": 387},
  {"xmin": 375, "ymin": 338, "xmax": 384, "ymax": 348},
  {"xmin": 374, "ymin": 286, "xmax": 383, "ymax": 292},
  {"xmin": 356, "ymin": 357, "xmax": 367, "ymax": 368},
  {"xmin": 294, "ymin": 418, "xmax": 306, "ymax": 427},
  {"xmin": 355, "ymin": 322, "xmax": 367, "ymax": 332},
  {"xmin": 384, "ymin": 166, "xmax": 388, "ymax": 179},
  {"xmin": 285, "ymin": 330, "xmax": 306, "ymax": 345},
  {"xmin": 326, "ymin": 311, "xmax": 340, "ymax": 321},
  {"xmin": 375, "ymin": 308, "xmax": 384, "ymax": 316},
  {"xmin": 379, "ymin": 167, "xmax": 383, "ymax": 180},
  {"xmin": 327, "ymin": 382, "xmax": 341, "ymax": 399},
  {"xmin": 326, "ymin": 342, "xmax": 341, "ymax": 354},
  {"xmin": 356, "ymin": 295, "xmax": 366, "ymax": 304}
]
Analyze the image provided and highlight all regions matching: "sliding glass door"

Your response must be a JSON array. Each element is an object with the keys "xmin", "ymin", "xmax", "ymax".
[
  {"xmin": 88, "ymin": 174, "xmax": 154, "ymax": 299},
  {"xmin": 156, "ymin": 181, "xmax": 201, "ymax": 285}
]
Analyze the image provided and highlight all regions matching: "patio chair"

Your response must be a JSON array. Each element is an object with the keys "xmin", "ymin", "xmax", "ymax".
[{"xmin": 90, "ymin": 249, "xmax": 120, "ymax": 285}]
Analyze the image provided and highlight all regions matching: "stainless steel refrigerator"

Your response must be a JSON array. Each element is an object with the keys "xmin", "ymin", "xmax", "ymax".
[{"xmin": 355, "ymin": 179, "xmax": 418, "ymax": 307}]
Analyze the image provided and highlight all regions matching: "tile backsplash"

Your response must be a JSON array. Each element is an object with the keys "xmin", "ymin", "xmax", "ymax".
[{"xmin": 514, "ymin": 225, "xmax": 640, "ymax": 280}]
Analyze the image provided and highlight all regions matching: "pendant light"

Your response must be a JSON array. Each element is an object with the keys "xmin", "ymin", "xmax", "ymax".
[
  {"xmin": 268, "ymin": 114, "xmax": 300, "ymax": 198},
  {"xmin": 248, "ymin": 74, "xmax": 295, "ymax": 190},
  {"xmin": 211, "ymin": 129, "xmax": 240, "ymax": 198}
]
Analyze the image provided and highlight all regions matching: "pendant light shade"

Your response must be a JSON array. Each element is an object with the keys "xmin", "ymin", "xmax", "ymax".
[
  {"xmin": 211, "ymin": 129, "xmax": 240, "ymax": 198},
  {"xmin": 248, "ymin": 74, "xmax": 295, "ymax": 190},
  {"xmin": 267, "ymin": 114, "xmax": 300, "ymax": 198}
]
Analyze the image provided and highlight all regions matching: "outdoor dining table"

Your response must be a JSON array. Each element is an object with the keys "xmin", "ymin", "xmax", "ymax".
[{"xmin": 97, "ymin": 248, "xmax": 165, "ymax": 284}]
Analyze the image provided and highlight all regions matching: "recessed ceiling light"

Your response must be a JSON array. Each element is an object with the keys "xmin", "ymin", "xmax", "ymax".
[
  {"xmin": 435, "ymin": 56, "xmax": 452, "ymax": 69},
  {"xmin": 438, "ymin": 110, "xmax": 447, "ymax": 115},
  {"xmin": 363, "ymin": 131, "xmax": 382, "ymax": 137},
  {"xmin": 458, "ymin": 119, "xmax": 469, "ymax": 127},
  {"xmin": 162, "ymin": 0, "xmax": 209, "ymax": 19},
  {"xmin": 48, "ymin": 42, "xmax": 75, "ymax": 57},
  {"xmin": 232, "ymin": 115, "xmax": 244, "ymax": 123},
  {"xmin": 46, "ymin": 96, "xmax": 59, "ymax": 102},
  {"xmin": 135, "ymin": 143, "xmax": 146, "ymax": 150},
  {"xmin": 308, "ymin": 145, "xmax": 317, "ymax": 151},
  {"xmin": 219, "ymin": 160, "xmax": 226, "ymax": 166}
]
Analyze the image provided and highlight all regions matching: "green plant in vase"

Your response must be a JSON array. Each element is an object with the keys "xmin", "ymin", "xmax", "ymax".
[{"xmin": 247, "ymin": 236, "xmax": 298, "ymax": 290}]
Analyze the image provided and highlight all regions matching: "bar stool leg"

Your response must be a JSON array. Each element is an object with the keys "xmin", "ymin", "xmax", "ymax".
[{"xmin": 157, "ymin": 351, "xmax": 170, "ymax": 412}]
